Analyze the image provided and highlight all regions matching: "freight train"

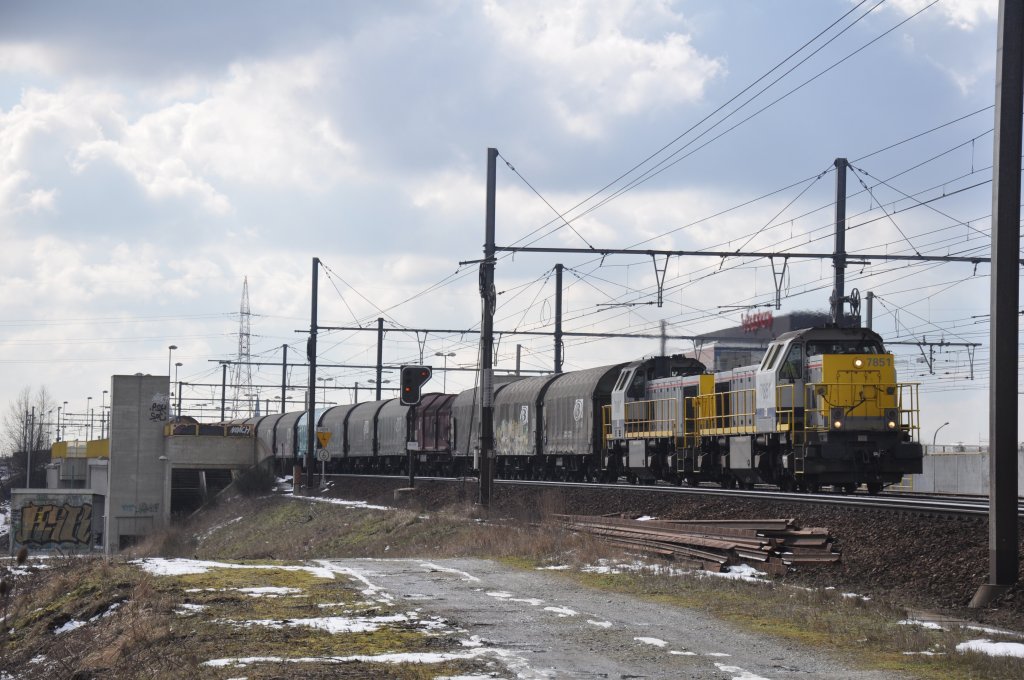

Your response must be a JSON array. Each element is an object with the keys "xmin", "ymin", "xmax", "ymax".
[{"xmin": 241, "ymin": 325, "xmax": 923, "ymax": 494}]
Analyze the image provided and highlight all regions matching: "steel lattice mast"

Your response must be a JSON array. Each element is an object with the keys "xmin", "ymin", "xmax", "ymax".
[{"xmin": 230, "ymin": 277, "xmax": 254, "ymax": 418}]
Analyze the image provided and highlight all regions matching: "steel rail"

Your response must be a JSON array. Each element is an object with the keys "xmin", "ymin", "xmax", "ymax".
[{"xmin": 325, "ymin": 474, "xmax": 1022, "ymax": 519}]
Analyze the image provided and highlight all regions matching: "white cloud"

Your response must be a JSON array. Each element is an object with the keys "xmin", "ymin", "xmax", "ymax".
[
  {"xmin": 888, "ymin": 0, "xmax": 997, "ymax": 30},
  {"xmin": 482, "ymin": 0, "xmax": 723, "ymax": 137},
  {"xmin": 2, "ymin": 50, "xmax": 361, "ymax": 219}
]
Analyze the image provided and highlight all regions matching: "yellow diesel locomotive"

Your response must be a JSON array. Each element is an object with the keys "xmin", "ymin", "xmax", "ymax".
[{"xmin": 605, "ymin": 326, "xmax": 922, "ymax": 493}]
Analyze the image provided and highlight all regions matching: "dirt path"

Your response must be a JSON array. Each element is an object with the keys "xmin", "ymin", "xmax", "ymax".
[{"xmin": 322, "ymin": 557, "xmax": 911, "ymax": 680}]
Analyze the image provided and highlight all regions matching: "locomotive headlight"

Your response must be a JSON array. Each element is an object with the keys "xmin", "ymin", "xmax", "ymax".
[
  {"xmin": 853, "ymin": 358, "xmax": 864, "ymax": 368},
  {"xmin": 830, "ymin": 407, "xmax": 844, "ymax": 430},
  {"xmin": 885, "ymin": 409, "xmax": 898, "ymax": 430},
  {"xmin": 887, "ymin": 420, "xmax": 897, "ymax": 429},
  {"xmin": 833, "ymin": 420, "xmax": 844, "ymax": 429}
]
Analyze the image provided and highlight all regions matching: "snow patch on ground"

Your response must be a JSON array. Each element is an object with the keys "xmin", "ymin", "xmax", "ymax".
[
  {"xmin": 587, "ymin": 619, "xmax": 612, "ymax": 628},
  {"xmin": 54, "ymin": 619, "xmax": 86, "ymax": 635},
  {"xmin": 698, "ymin": 564, "xmax": 769, "ymax": 583},
  {"xmin": 135, "ymin": 558, "xmax": 335, "ymax": 580},
  {"xmin": 176, "ymin": 604, "xmax": 207, "ymax": 615},
  {"xmin": 956, "ymin": 639, "xmax": 1024, "ymax": 658},
  {"xmin": 195, "ymin": 516, "xmax": 243, "ymax": 541},
  {"xmin": 420, "ymin": 562, "xmax": 481, "ymax": 582},
  {"xmin": 229, "ymin": 613, "xmax": 421, "ymax": 635},
  {"xmin": 714, "ymin": 663, "xmax": 773, "ymax": 680},
  {"xmin": 544, "ymin": 606, "xmax": 577, "ymax": 617},
  {"xmin": 315, "ymin": 562, "xmax": 394, "ymax": 604},
  {"xmin": 899, "ymin": 619, "xmax": 944, "ymax": 630},
  {"xmin": 634, "ymin": 636, "xmax": 667, "ymax": 647},
  {"xmin": 290, "ymin": 495, "xmax": 393, "ymax": 511},
  {"xmin": 202, "ymin": 647, "xmax": 539, "ymax": 672}
]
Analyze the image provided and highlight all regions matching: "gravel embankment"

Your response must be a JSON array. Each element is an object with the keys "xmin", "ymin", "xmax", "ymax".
[{"xmin": 317, "ymin": 475, "xmax": 1024, "ymax": 629}]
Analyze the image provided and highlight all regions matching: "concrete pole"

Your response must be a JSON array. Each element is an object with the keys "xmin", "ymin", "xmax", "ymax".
[
  {"xmin": 281, "ymin": 344, "xmax": 288, "ymax": 413},
  {"xmin": 972, "ymin": 0, "xmax": 1022, "ymax": 608},
  {"xmin": 376, "ymin": 318, "xmax": 385, "ymax": 400},
  {"xmin": 832, "ymin": 158, "xmax": 848, "ymax": 327},
  {"xmin": 220, "ymin": 363, "xmax": 227, "ymax": 422},
  {"xmin": 479, "ymin": 148, "xmax": 498, "ymax": 508},
  {"xmin": 554, "ymin": 263, "xmax": 563, "ymax": 373},
  {"xmin": 305, "ymin": 257, "xmax": 320, "ymax": 490}
]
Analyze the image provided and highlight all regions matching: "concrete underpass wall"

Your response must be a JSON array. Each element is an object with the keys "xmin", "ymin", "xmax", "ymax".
[
  {"xmin": 104, "ymin": 375, "xmax": 171, "ymax": 554},
  {"xmin": 909, "ymin": 451, "xmax": 1024, "ymax": 495},
  {"xmin": 166, "ymin": 435, "xmax": 256, "ymax": 469}
]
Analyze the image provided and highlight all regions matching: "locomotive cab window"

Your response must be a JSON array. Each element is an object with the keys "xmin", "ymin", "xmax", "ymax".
[
  {"xmin": 779, "ymin": 343, "xmax": 802, "ymax": 380},
  {"xmin": 806, "ymin": 339, "xmax": 884, "ymax": 355},
  {"xmin": 628, "ymin": 371, "xmax": 646, "ymax": 398},
  {"xmin": 761, "ymin": 343, "xmax": 782, "ymax": 370}
]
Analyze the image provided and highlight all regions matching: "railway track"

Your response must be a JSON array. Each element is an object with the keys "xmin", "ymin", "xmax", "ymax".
[{"xmin": 325, "ymin": 474, "xmax": 1022, "ymax": 519}]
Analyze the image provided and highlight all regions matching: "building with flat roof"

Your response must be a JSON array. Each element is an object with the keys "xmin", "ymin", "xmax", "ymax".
[{"xmin": 688, "ymin": 310, "xmax": 832, "ymax": 371}]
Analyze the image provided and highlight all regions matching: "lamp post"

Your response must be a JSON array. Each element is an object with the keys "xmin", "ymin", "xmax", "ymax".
[
  {"xmin": 317, "ymin": 376, "xmax": 334, "ymax": 407},
  {"xmin": 435, "ymin": 352, "xmax": 455, "ymax": 392},
  {"xmin": 167, "ymin": 344, "xmax": 177, "ymax": 380},
  {"xmin": 173, "ymin": 362, "xmax": 182, "ymax": 418},
  {"xmin": 933, "ymin": 421, "xmax": 950, "ymax": 449},
  {"xmin": 368, "ymin": 379, "xmax": 390, "ymax": 401},
  {"xmin": 101, "ymin": 389, "xmax": 108, "ymax": 438}
]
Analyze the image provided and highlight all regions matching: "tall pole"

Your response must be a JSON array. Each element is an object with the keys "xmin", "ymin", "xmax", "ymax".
[
  {"xmin": 220, "ymin": 362, "xmax": 228, "ymax": 422},
  {"xmin": 972, "ymin": 0, "xmax": 1022, "ymax": 608},
  {"xmin": 26, "ymin": 407, "xmax": 34, "ymax": 488},
  {"xmin": 516, "ymin": 344, "xmax": 522, "ymax": 376},
  {"xmin": 375, "ymin": 318, "xmax": 385, "ymax": 400},
  {"xmin": 554, "ymin": 263, "xmax": 563, "ymax": 373},
  {"xmin": 281, "ymin": 344, "xmax": 288, "ymax": 413},
  {"xmin": 479, "ymin": 148, "xmax": 498, "ymax": 508},
  {"xmin": 306, "ymin": 257, "xmax": 320, "ymax": 489},
  {"xmin": 865, "ymin": 291, "xmax": 874, "ymax": 330},
  {"xmin": 56, "ymin": 406, "xmax": 62, "ymax": 443},
  {"xmin": 832, "ymin": 158, "xmax": 848, "ymax": 327}
]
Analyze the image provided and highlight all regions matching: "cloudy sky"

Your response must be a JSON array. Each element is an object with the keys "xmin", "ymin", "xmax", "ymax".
[{"xmin": 0, "ymin": 0, "xmax": 1011, "ymax": 446}]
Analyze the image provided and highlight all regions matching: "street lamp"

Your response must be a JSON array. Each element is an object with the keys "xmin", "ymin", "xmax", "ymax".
[
  {"xmin": 933, "ymin": 421, "xmax": 950, "ymax": 449},
  {"xmin": 435, "ymin": 352, "xmax": 456, "ymax": 392}
]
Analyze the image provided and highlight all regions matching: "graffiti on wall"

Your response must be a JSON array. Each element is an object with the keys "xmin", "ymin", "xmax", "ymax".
[
  {"xmin": 150, "ymin": 392, "xmax": 169, "ymax": 421},
  {"xmin": 14, "ymin": 501, "xmax": 93, "ymax": 547}
]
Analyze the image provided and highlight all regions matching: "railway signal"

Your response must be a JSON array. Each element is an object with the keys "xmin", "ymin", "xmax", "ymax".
[{"xmin": 400, "ymin": 365, "xmax": 432, "ymax": 405}]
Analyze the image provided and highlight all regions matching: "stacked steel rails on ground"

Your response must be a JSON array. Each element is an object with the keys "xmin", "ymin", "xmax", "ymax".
[{"xmin": 558, "ymin": 515, "xmax": 840, "ymax": 575}]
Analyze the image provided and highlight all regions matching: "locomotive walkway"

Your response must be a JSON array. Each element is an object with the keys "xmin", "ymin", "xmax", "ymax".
[{"xmin": 325, "ymin": 556, "xmax": 908, "ymax": 679}]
